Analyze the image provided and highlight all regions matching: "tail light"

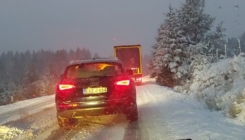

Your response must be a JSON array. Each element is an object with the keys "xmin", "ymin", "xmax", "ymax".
[
  {"xmin": 59, "ymin": 84, "xmax": 75, "ymax": 90},
  {"xmin": 111, "ymin": 79, "xmax": 131, "ymax": 98},
  {"xmin": 136, "ymin": 77, "xmax": 142, "ymax": 81},
  {"xmin": 115, "ymin": 80, "xmax": 130, "ymax": 86},
  {"xmin": 57, "ymin": 84, "xmax": 75, "ymax": 95}
]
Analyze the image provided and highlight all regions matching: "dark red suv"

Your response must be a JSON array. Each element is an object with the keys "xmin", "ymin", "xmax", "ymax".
[{"xmin": 55, "ymin": 58, "xmax": 138, "ymax": 128}]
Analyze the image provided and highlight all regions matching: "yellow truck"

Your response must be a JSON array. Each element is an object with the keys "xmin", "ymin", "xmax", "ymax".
[{"xmin": 114, "ymin": 44, "xmax": 143, "ymax": 85}]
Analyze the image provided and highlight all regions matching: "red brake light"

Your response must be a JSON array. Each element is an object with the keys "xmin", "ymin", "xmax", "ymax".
[
  {"xmin": 115, "ymin": 80, "xmax": 130, "ymax": 86},
  {"xmin": 59, "ymin": 84, "xmax": 75, "ymax": 90},
  {"xmin": 136, "ymin": 77, "xmax": 142, "ymax": 81}
]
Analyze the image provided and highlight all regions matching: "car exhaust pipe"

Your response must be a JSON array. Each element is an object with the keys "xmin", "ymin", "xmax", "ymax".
[{"xmin": 72, "ymin": 112, "xmax": 77, "ymax": 118}]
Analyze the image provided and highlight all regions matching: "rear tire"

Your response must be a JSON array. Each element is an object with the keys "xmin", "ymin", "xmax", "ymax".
[
  {"xmin": 57, "ymin": 116, "xmax": 78, "ymax": 129},
  {"xmin": 126, "ymin": 103, "xmax": 138, "ymax": 122}
]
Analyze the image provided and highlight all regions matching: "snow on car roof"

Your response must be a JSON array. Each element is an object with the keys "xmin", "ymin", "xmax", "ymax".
[{"xmin": 69, "ymin": 57, "xmax": 121, "ymax": 65}]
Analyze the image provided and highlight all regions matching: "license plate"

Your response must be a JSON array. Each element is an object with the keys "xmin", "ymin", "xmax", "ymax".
[{"xmin": 83, "ymin": 87, "xmax": 107, "ymax": 94}]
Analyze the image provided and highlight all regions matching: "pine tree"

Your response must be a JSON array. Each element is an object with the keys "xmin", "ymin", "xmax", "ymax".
[
  {"xmin": 69, "ymin": 49, "xmax": 76, "ymax": 60},
  {"xmin": 93, "ymin": 53, "xmax": 100, "ymax": 58},
  {"xmin": 75, "ymin": 47, "xmax": 82, "ymax": 59},
  {"xmin": 177, "ymin": 0, "xmax": 215, "ymax": 44},
  {"xmin": 24, "ymin": 63, "xmax": 39, "ymax": 84},
  {"xmin": 142, "ymin": 54, "xmax": 151, "ymax": 76},
  {"xmin": 0, "ymin": 55, "xmax": 5, "ymax": 84},
  {"xmin": 150, "ymin": 5, "xmax": 188, "ymax": 87},
  {"xmin": 239, "ymin": 32, "xmax": 245, "ymax": 54},
  {"xmin": 11, "ymin": 51, "xmax": 23, "ymax": 85},
  {"xmin": 84, "ymin": 48, "xmax": 92, "ymax": 59},
  {"xmin": 227, "ymin": 37, "xmax": 239, "ymax": 57},
  {"xmin": 205, "ymin": 21, "xmax": 227, "ymax": 59}
]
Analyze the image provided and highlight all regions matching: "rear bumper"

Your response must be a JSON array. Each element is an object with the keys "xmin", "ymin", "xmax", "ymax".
[
  {"xmin": 56, "ymin": 97, "xmax": 136, "ymax": 118},
  {"xmin": 57, "ymin": 107, "xmax": 118, "ymax": 118}
]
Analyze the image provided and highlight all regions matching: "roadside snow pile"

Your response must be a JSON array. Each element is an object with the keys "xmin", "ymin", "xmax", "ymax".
[
  {"xmin": 176, "ymin": 54, "xmax": 245, "ymax": 123},
  {"xmin": 0, "ymin": 94, "xmax": 54, "ymax": 115},
  {"xmin": 0, "ymin": 126, "xmax": 23, "ymax": 140},
  {"xmin": 142, "ymin": 75, "xmax": 155, "ymax": 83},
  {"xmin": 0, "ymin": 94, "xmax": 54, "ymax": 125}
]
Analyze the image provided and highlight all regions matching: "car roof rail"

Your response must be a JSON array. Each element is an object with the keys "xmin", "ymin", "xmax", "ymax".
[
  {"xmin": 92, "ymin": 57, "xmax": 118, "ymax": 60},
  {"xmin": 69, "ymin": 57, "xmax": 120, "ymax": 65}
]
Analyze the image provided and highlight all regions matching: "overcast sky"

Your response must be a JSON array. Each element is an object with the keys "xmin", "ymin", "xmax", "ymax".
[{"xmin": 0, "ymin": 0, "xmax": 244, "ymax": 56}]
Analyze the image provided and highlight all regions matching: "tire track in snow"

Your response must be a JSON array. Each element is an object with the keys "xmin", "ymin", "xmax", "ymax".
[{"xmin": 42, "ymin": 115, "xmax": 126, "ymax": 140}]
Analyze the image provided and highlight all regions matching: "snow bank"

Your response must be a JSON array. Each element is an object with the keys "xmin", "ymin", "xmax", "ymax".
[
  {"xmin": 0, "ymin": 95, "xmax": 54, "ymax": 114},
  {"xmin": 139, "ymin": 84, "xmax": 245, "ymax": 139},
  {"xmin": 142, "ymin": 75, "xmax": 155, "ymax": 83},
  {"xmin": 177, "ymin": 54, "xmax": 245, "ymax": 122},
  {"xmin": 0, "ymin": 126, "xmax": 24, "ymax": 140},
  {"xmin": 0, "ymin": 95, "xmax": 54, "ymax": 125}
]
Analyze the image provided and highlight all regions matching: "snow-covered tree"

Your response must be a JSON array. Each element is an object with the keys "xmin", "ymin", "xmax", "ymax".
[
  {"xmin": 0, "ymin": 55, "xmax": 5, "ymax": 83},
  {"xmin": 150, "ymin": 5, "xmax": 188, "ymax": 86},
  {"xmin": 0, "ymin": 47, "xmax": 96, "ymax": 104},
  {"xmin": 185, "ymin": 43, "xmax": 207, "ymax": 63},
  {"xmin": 34, "ymin": 69, "xmax": 56, "ymax": 96},
  {"xmin": 93, "ymin": 53, "xmax": 100, "ymax": 58},
  {"xmin": 177, "ymin": 0, "xmax": 215, "ymax": 44},
  {"xmin": 142, "ymin": 54, "xmax": 151, "ymax": 76},
  {"xmin": 24, "ymin": 63, "xmax": 39, "ymax": 84},
  {"xmin": 227, "ymin": 37, "xmax": 239, "ymax": 57},
  {"xmin": 239, "ymin": 32, "xmax": 245, "ymax": 54},
  {"xmin": 205, "ymin": 21, "xmax": 227, "ymax": 59}
]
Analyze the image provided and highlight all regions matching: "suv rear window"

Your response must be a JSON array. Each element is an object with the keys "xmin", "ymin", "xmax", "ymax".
[{"xmin": 65, "ymin": 62, "xmax": 123, "ymax": 79}]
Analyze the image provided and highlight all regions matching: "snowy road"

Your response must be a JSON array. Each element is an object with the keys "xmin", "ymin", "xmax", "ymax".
[{"xmin": 1, "ymin": 80, "xmax": 245, "ymax": 140}]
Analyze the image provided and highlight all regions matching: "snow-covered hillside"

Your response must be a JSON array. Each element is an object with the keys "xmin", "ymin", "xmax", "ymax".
[{"xmin": 177, "ymin": 54, "xmax": 245, "ymax": 123}]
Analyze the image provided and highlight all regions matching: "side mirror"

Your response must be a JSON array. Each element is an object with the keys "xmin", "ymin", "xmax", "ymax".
[{"xmin": 126, "ymin": 69, "xmax": 133, "ymax": 75}]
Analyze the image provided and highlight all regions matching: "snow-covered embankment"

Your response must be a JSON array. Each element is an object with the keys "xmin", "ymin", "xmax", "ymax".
[{"xmin": 177, "ymin": 54, "xmax": 245, "ymax": 122}]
